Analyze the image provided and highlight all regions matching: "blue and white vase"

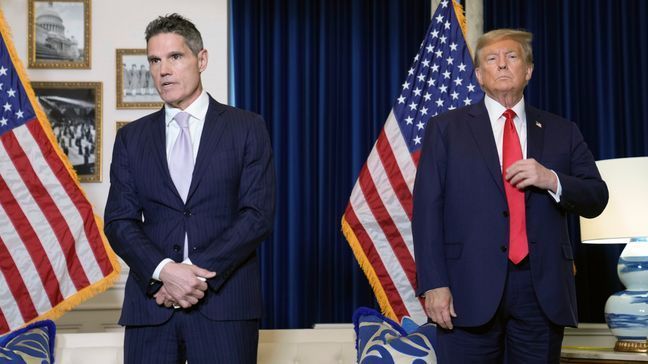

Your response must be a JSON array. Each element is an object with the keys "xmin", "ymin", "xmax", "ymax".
[{"xmin": 604, "ymin": 238, "xmax": 648, "ymax": 351}]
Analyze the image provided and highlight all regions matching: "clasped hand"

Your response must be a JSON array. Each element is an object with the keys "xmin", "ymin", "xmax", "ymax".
[{"xmin": 154, "ymin": 262, "xmax": 216, "ymax": 309}]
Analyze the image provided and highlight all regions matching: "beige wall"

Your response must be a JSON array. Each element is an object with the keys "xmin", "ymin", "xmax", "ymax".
[{"xmin": 0, "ymin": 0, "xmax": 228, "ymax": 332}]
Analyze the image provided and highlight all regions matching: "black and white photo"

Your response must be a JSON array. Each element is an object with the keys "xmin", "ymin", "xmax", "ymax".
[
  {"xmin": 32, "ymin": 82, "xmax": 102, "ymax": 182},
  {"xmin": 116, "ymin": 49, "xmax": 163, "ymax": 109},
  {"xmin": 28, "ymin": 0, "xmax": 90, "ymax": 69}
]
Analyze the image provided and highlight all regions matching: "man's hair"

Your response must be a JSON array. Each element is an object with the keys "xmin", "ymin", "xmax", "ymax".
[
  {"xmin": 474, "ymin": 29, "xmax": 533, "ymax": 67},
  {"xmin": 145, "ymin": 13, "xmax": 203, "ymax": 55}
]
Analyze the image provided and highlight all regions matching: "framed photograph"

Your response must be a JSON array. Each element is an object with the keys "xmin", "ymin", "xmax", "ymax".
[
  {"xmin": 115, "ymin": 121, "xmax": 129, "ymax": 131},
  {"xmin": 116, "ymin": 49, "xmax": 163, "ymax": 109},
  {"xmin": 32, "ymin": 82, "xmax": 102, "ymax": 183},
  {"xmin": 28, "ymin": 0, "xmax": 91, "ymax": 69}
]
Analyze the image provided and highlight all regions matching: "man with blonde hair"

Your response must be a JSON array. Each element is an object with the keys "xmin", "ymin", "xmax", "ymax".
[{"xmin": 413, "ymin": 28, "xmax": 608, "ymax": 362}]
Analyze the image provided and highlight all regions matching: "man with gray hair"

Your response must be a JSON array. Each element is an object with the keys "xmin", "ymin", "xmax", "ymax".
[
  {"xmin": 412, "ymin": 28, "xmax": 608, "ymax": 362},
  {"xmin": 105, "ymin": 13, "xmax": 275, "ymax": 363}
]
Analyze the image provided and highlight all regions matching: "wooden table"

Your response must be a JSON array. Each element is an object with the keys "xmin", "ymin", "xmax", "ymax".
[{"xmin": 561, "ymin": 347, "xmax": 648, "ymax": 363}]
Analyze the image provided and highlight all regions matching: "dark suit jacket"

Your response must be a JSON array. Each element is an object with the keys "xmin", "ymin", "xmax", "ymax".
[
  {"xmin": 104, "ymin": 95, "xmax": 275, "ymax": 326},
  {"xmin": 412, "ymin": 100, "xmax": 608, "ymax": 327}
]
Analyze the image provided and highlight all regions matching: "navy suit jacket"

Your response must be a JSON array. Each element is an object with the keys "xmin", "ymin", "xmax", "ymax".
[
  {"xmin": 412, "ymin": 100, "xmax": 608, "ymax": 327},
  {"xmin": 104, "ymin": 95, "xmax": 275, "ymax": 326}
]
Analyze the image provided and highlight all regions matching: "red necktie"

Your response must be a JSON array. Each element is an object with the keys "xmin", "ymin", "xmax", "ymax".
[{"xmin": 502, "ymin": 109, "xmax": 528, "ymax": 264}]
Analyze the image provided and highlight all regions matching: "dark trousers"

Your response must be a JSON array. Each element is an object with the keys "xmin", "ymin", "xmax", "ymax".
[
  {"xmin": 124, "ymin": 309, "xmax": 259, "ymax": 364},
  {"xmin": 435, "ymin": 260, "xmax": 565, "ymax": 364}
]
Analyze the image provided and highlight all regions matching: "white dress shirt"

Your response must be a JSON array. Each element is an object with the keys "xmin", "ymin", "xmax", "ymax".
[
  {"xmin": 482, "ymin": 94, "xmax": 562, "ymax": 201},
  {"xmin": 152, "ymin": 91, "xmax": 210, "ymax": 280}
]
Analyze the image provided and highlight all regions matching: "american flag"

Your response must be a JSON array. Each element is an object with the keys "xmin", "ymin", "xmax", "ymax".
[
  {"xmin": 0, "ymin": 11, "xmax": 119, "ymax": 335},
  {"xmin": 342, "ymin": 0, "xmax": 483, "ymax": 324}
]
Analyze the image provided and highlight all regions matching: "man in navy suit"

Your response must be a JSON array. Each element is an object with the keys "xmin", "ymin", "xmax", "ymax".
[
  {"xmin": 412, "ymin": 29, "xmax": 608, "ymax": 363},
  {"xmin": 104, "ymin": 14, "xmax": 275, "ymax": 363}
]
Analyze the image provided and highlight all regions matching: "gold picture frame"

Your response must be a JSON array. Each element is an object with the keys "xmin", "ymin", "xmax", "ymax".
[
  {"xmin": 32, "ymin": 82, "xmax": 102, "ymax": 183},
  {"xmin": 116, "ymin": 49, "xmax": 163, "ymax": 109},
  {"xmin": 28, "ymin": 0, "xmax": 91, "ymax": 69},
  {"xmin": 115, "ymin": 121, "xmax": 129, "ymax": 131}
]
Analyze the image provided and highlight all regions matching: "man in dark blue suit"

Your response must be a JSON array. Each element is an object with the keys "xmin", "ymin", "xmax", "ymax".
[
  {"xmin": 104, "ymin": 14, "xmax": 275, "ymax": 363},
  {"xmin": 412, "ymin": 29, "xmax": 608, "ymax": 363}
]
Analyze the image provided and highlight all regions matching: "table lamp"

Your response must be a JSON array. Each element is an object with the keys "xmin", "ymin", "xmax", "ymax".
[{"xmin": 580, "ymin": 156, "xmax": 648, "ymax": 353}]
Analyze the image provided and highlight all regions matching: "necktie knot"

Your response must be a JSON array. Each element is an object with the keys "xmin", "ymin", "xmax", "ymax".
[
  {"xmin": 503, "ymin": 109, "xmax": 516, "ymax": 123},
  {"xmin": 174, "ymin": 111, "xmax": 191, "ymax": 129}
]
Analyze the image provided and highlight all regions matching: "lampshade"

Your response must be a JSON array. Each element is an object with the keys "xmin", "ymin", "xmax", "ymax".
[
  {"xmin": 579, "ymin": 156, "xmax": 648, "ymax": 353},
  {"xmin": 580, "ymin": 156, "xmax": 648, "ymax": 245}
]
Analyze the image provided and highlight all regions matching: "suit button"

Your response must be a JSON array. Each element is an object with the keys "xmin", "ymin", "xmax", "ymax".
[
  {"xmin": 192, "ymin": 246, "xmax": 198, "ymax": 252},
  {"xmin": 500, "ymin": 245, "xmax": 508, "ymax": 252},
  {"xmin": 502, "ymin": 211, "xmax": 509, "ymax": 217},
  {"xmin": 173, "ymin": 245, "xmax": 181, "ymax": 252},
  {"xmin": 184, "ymin": 210, "xmax": 192, "ymax": 217}
]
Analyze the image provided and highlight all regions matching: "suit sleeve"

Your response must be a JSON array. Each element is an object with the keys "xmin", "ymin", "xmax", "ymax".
[
  {"xmin": 412, "ymin": 119, "xmax": 450, "ymax": 296},
  {"xmin": 104, "ymin": 129, "xmax": 167, "ymax": 295},
  {"xmin": 192, "ymin": 115, "xmax": 276, "ymax": 292},
  {"xmin": 554, "ymin": 122, "xmax": 608, "ymax": 218}
]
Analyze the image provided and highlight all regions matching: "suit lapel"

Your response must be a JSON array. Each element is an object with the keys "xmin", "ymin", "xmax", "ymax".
[
  {"xmin": 525, "ymin": 104, "xmax": 545, "ymax": 201},
  {"xmin": 149, "ymin": 108, "xmax": 178, "ymax": 196},
  {"xmin": 466, "ymin": 101, "xmax": 506, "ymax": 197},
  {"xmin": 186, "ymin": 97, "xmax": 228, "ymax": 201}
]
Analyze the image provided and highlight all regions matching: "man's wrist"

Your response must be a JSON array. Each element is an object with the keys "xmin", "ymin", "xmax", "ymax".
[
  {"xmin": 152, "ymin": 258, "xmax": 174, "ymax": 281},
  {"xmin": 548, "ymin": 170, "xmax": 562, "ymax": 202}
]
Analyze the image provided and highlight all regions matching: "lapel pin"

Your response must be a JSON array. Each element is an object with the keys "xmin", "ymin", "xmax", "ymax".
[{"xmin": 535, "ymin": 121, "xmax": 543, "ymax": 128}]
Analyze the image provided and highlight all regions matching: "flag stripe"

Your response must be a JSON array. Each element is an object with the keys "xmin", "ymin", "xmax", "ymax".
[
  {"xmin": 0, "ymin": 236, "xmax": 38, "ymax": 324},
  {"xmin": 350, "ymin": 186, "xmax": 423, "ymax": 317},
  {"xmin": 27, "ymin": 122, "xmax": 114, "ymax": 281},
  {"xmin": 383, "ymin": 112, "xmax": 417, "ymax": 192},
  {"xmin": 343, "ymin": 205, "xmax": 409, "ymax": 318},
  {"xmin": 0, "ymin": 202, "xmax": 53, "ymax": 321},
  {"xmin": 363, "ymin": 152, "xmax": 415, "ymax": 259},
  {"xmin": 358, "ymin": 164, "xmax": 416, "ymax": 281},
  {"xmin": 0, "ymin": 269, "xmax": 18, "ymax": 332},
  {"xmin": 375, "ymin": 129, "xmax": 413, "ymax": 220},
  {"xmin": 346, "ymin": 203, "xmax": 423, "ymax": 318},
  {"xmin": 2, "ymin": 126, "xmax": 91, "ymax": 291},
  {"xmin": 22, "ymin": 122, "xmax": 108, "ymax": 282},
  {"xmin": 412, "ymin": 150, "xmax": 421, "ymax": 166},
  {"xmin": 0, "ymin": 174, "xmax": 62, "ymax": 307},
  {"xmin": 0, "ymin": 129, "xmax": 78, "ymax": 300},
  {"xmin": 0, "ymin": 306, "xmax": 9, "ymax": 334}
]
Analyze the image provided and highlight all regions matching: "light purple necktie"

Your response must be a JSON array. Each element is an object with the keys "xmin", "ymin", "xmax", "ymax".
[{"xmin": 168, "ymin": 111, "xmax": 193, "ymax": 203}]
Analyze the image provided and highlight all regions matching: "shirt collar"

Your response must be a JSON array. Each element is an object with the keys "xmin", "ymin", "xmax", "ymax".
[
  {"xmin": 164, "ymin": 90, "xmax": 209, "ymax": 126},
  {"xmin": 483, "ymin": 94, "xmax": 526, "ymax": 125}
]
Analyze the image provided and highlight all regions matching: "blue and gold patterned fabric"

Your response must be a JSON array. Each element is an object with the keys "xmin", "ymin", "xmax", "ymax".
[
  {"xmin": 0, "ymin": 320, "xmax": 55, "ymax": 363},
  {"xmin": 354, "ymin": 308, "xmax": 436, "ymax": 364}
]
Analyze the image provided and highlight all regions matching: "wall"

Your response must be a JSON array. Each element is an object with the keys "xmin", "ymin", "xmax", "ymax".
[{"xmin": 0, "ymin": 0, "xmax": 228, "ymax": 332}]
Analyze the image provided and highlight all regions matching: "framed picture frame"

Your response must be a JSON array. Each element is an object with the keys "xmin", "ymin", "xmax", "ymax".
[
  {"xmin": 32, "ymin": 82, "xmax": 102, "ymax": 183},
  {"xmin": 116, "ymin": 49, "xmax": 163, "ymax": 109},
  {"xmin": 28, "ymin": 0, "xmax": 91, "ymax": 69},
  {"xmin": 115, "ymin": 121, "xmax": 129, "ymax": 131}
]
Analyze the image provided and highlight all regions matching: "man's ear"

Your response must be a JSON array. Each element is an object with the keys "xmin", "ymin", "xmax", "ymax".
[
  {"xmin": 475, "ymin": 67, "xmax": 483, "ymax": 86},
  {"xmin": 525, "ymin": 63, "xmax": 534, "ymax": 81},
  {"xmin": 198, "ymin": 49, "xmax": 208, "ymax": 72}
]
